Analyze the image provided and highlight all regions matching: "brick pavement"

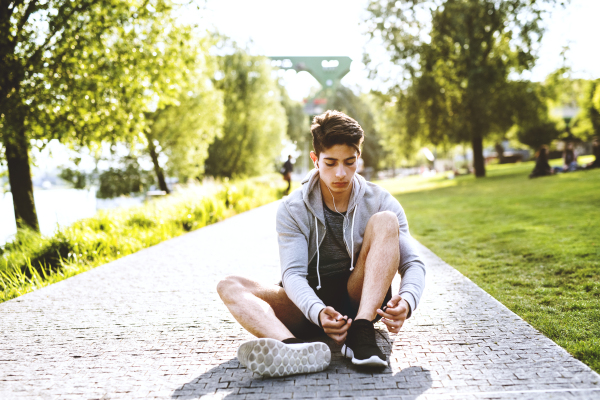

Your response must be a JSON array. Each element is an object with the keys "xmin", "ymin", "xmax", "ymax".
[{"xmin": 1, "ymin": 201, "xmax": 599, "ymax": 399}]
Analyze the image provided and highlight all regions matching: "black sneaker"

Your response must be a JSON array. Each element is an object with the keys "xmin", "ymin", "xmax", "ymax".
[
  {"xmin": 341, "ymin": 319, "xmax": 388, "ymax": 367},
  {"xmin": 237, "ymin": 338, "xmax": 331, "ymax": 378}
]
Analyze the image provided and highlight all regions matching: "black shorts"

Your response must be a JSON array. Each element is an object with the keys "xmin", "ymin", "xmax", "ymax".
[{"xmin": 279, "ymin": 270, "xmax": 393, "ymax": 338}]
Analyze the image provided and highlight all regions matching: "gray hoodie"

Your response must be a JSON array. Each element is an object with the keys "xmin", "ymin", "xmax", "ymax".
[{"xmin": 276, "ymin": 169, "xmax": 426, "ymax": 326}]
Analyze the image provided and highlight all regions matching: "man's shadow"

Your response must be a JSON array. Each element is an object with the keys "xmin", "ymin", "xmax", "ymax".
[{"xmin": 172, "ymin": 329, "xmax": 432, "ymax": 399}]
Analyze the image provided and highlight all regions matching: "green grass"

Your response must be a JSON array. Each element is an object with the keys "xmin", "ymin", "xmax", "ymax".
[
  {"xmin": 376, "ymin": 156, "xmax": 600, "ymax": 372},
  {"xmin": 0, "ymin": 175, "xmax": 286, "ymax": 303}
]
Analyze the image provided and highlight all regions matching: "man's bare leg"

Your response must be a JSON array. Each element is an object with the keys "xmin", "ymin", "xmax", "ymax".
[
  {"xmin": 217, "ymin": 276, "xmax": 331, "ymax": 378},
  {"xmin": 339, "ymin": 211, "xmax": 399, "ymax": 367},
  {"xmin": 347, "ymin": 211, "xmax": 400, "ymax": 321},
  {"xmin": 216, "ymin": 276, "xmax": 308, "ymax": 340}
]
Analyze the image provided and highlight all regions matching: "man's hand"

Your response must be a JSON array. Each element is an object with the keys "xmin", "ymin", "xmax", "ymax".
[
  {"xmin": 376, "ymin": 295, "xmax": 409, "ymax": 334},
  {"xmin": 319, "ymin": 306, "xmax": 352, "ymax": 345}
]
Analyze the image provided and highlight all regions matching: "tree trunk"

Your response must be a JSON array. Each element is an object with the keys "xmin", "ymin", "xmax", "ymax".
[
  {"xmin": 471, "ymin": 134, "xmax": 486, "ymax": 178},
  {"xmin": 4, "ymin": 127, "xmax": 40, "ymax": 232},
  {"xmin": 146, "ymin": 133, "xmax": 170, "ymax": 194}
]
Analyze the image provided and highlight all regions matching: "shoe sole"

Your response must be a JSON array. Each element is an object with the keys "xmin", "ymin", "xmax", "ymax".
[
  {"xmin": 237, "ymin": 338, "xmax": 331, "ymax": 377},
  {"xmin": 341, "ymin": 344, "xmax": 388, "ymax": 367}
]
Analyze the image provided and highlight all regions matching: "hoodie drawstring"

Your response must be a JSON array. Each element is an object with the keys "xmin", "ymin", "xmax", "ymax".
[
  {"xmin": 349, "ymin": 204, "xmax": 358, "ymax": 271},
  {"xmin": 315, "ymin": 215, "xmax": 321, "ymax": 290}
]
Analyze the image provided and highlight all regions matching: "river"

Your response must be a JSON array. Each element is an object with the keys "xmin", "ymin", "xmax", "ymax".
[{"xmin": 0, "ymin": 189, "xmax": 143, "ymax": 246}]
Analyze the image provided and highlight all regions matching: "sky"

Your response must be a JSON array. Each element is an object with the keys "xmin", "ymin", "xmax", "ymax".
[{"xmin": 196, "ymin": 0, "xmax": 600, "ymax": 101}]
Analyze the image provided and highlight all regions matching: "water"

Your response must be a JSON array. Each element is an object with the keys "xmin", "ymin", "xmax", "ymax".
[{"xmin": 0, "ymin": 189, "xmax": 142, "ymax": 246}]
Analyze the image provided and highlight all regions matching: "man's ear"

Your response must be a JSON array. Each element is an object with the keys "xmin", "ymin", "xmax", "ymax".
[{"xmin": 310, "ymin": 151, "xmax": 318, "ymax": 167}]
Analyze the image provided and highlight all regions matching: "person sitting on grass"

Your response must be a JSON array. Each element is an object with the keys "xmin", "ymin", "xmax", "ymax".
[
  {"xmin": 554, "ymin": 141, "xmax": 579, "ymax": 173},
  {"xmin": 529, "ymin": 145, "xmax": 554, "ymax": 179},
  {"xmin": 217, "ymin": 110, "xmax": 426, "ymax": 378},
  {"xmin": 585, "ymin": 137, "xmax": 600, "ymax": 170}
]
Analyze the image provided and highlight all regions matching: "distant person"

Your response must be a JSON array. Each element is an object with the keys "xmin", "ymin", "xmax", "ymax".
[
  {"xmin": 585, "ymin": 137, "xmax": 600, "ymax": 170},
  {"xmin": 495, "ymin": 142, "xmax": 505, "ymax": 164},
  {"xmin": 562, "ymin": 141, "xmax": 578, "ymax": 172},
  {"xmin": 281, "ymin": 155, "xmax": 294, "ymax": 195},
  {"xmin": 529, "ymin": 145, "xmax": 553, "ymax": 179}
]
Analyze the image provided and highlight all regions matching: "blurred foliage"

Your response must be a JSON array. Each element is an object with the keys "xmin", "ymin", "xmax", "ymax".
[
  {"xmin": 365, "ymin": 0, "xmax": 566, "ymax": 176},
  {"xmin": 536, "ymin": 64, "xmax": 599, "ymax": 141},
  {"xmin": 145, "ymin": 84, "xmax": 224, "ymax": 185},
  {"xmin": 572, "ymin": 79, "xmax": 600, "ymax": 140},
  {"xmin": 369, "ymin": 91, "xmax": 423, "ymax": 167},
  {"xmin": 329, "ymin": 86, "xmax": 385, "ymax": 171},
  {"xmin": 544, "ymin": 66, "xmax": 587, "ymax": 135},
  {"xmin": 516, "ymin": 122, "xmax": 561, "ymax": 151},
  {"xmin": 0, "ymin": 0, "xmax": 185, "ymax": 149},
  {"xmin": 205, "ymin": 41, "xmax": 287, "ymax": 178},
  {"xmin": 141, "ymin": 30, "xmax": 224, "ymax": 190},
  {"xmin": 279, "ymin": 83, "xmax": 311, "ymax": 160},
  {"xmin": 59, "ymin": 168, "xmax": 88, "ymax": 189},
  {"xmin": 509, "ymin": 81, "xmax": 561, "ymax": 149},
  {"xmin": 97, "ymin": 156, "xmax": 154, "ymax": 199}
]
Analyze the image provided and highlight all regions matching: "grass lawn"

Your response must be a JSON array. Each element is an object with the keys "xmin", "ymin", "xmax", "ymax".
[{"xmin": 376, "ymin": 156, "xmax": 600, "ymax": 372}]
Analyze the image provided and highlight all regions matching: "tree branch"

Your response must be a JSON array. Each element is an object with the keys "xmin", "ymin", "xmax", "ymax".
[
  {"xmin": 15, "ymin": 0, "xmax": 39, "ymax": 42},
  {"xmin": 25, "ymin": 0, "xmax": 91, "ymax": 70}
]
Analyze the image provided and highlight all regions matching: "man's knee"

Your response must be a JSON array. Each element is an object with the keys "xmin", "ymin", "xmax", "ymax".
[
  {"xmin": 367, "ymin": 211, "xmax": 399, "ymax": 237},
  {"xmin": 216, "ymin": 275, "xmax": 248, "ymax": 302}
]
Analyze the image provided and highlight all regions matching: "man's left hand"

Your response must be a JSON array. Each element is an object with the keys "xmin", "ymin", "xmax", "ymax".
[{"xmin": 376, "ymin": 295, "xmax": 409, "ymax": 334}]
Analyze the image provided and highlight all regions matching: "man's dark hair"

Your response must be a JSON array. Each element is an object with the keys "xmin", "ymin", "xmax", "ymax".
[{"xmin": 310, "ymin": 110, "xmax": 364, "ymax": 156}]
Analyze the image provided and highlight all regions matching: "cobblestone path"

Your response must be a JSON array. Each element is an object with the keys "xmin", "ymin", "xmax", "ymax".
[{"xmin": 1, "ymin": 201, "xmax": 599, "ymax": 399}]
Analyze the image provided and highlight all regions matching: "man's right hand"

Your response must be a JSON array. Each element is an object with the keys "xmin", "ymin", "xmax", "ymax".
[{"xmin": 319, "ymin": 306, "xmax": 352, "ymax": 345}]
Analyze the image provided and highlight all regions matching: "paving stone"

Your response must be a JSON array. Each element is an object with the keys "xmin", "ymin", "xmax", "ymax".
[{"xmin": 1, "ymin": 201, "xmax": 599, "ymax": 399}]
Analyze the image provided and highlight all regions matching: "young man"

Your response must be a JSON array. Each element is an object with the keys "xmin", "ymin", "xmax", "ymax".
[{"xmin": 217, "ymin": 110, "xmax": 426, "ymax": 378}]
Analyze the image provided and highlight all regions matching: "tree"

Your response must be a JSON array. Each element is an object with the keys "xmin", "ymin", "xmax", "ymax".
[
  {"xmin": 572, "ymin": 79, "xmax": 600, "ymax": 140},
  {"xmin": 204, "ymin": 44, "xmax": 287, "ymax": 178},
  {"xmin": 329, "ymin": 86, "xmax": 385, "ymax": 171},
  {"xmin": 96, "ymin": 155, "xmax": 154, "ymax": 199},
  {"xmin": 142, "ymin": 32, "xmax": 224, "ymax": 191},
  {"xmin": 509, "ymin": 81, "xmax": 560, "ymax": 150},
  {"xmin": 540, "ymin": 66, "xmax": 598, "ymax": 140},
  {"xmin": 144, "ymin": 84, "xmax": 223, "ymax": 189},
  {"xmin": 369, "ymin": 91, "xmax": 424, "ymax": 168},
  {"xmin": 593, "ymin": 82, "xmax": 600, "ymax": 135},
  {"xmin": 0, "ymin": 0, "xmax": 174, "ymax": 231},
  {"xmin": 279, "ymin": 84, "xmax": 310, "ymax": 163},
  {"xmin": 366, "ymin": 0, "xmax": 565, "ymax": 177}
]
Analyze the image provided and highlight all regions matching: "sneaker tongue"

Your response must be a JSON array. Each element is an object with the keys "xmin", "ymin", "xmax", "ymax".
[{"xmin": 351, "ymin": 319, "xmax": 376, "ymax": 343}]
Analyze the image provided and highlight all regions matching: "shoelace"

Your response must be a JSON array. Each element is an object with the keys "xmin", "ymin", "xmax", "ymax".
[
  {"xmin": 374, "ymin": 306, "xmax": 393, "ymax": 349},
  {"xmin": 375, "ymin": 329, "xmax": 392, "ymax": 350}
]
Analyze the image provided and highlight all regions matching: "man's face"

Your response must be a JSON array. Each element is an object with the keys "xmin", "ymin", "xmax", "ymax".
[{"xmin": 311, "ymin": 144, "xmax": 359, "ymax": 194}]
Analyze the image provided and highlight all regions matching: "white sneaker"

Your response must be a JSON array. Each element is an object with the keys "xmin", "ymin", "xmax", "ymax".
[{"xmin": 237, "ymin": 338, "xmax": 331, "ymax": 377}]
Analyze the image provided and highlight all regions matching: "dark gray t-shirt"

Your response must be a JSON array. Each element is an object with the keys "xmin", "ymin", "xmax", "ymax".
[{"xmin": 307, "ymin": 202, "xmax": 352, "ymax": 280}]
